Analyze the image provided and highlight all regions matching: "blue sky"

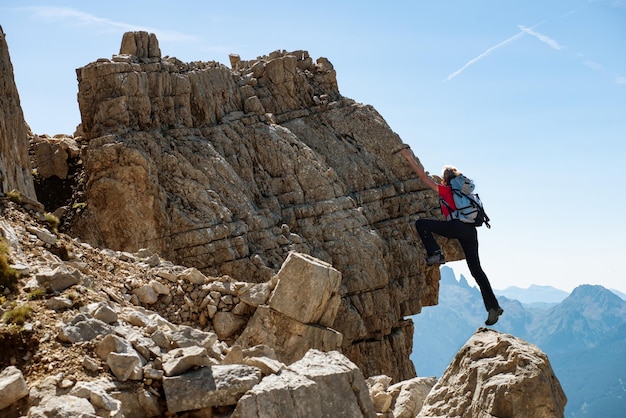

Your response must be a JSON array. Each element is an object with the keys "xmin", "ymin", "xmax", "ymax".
[{"xmin": 2, "ymin": 1, "xmax": 625, "ymax": 294}]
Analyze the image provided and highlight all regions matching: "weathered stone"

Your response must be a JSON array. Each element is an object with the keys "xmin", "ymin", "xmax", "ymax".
[
  {"xmin": 107, "ymin": 352, "xmax": 143, "ymax": 382},
  {"xmin": 32, "ymin": 136, "xmax": 80, "ymax": 180},
  {"xmin": 133, "ymin": 283, "xmax": 159, "ymax": 304},
  {"xmin": 178, "ymin": 267, "xmax": 207, "ymax": 284},
  {"xmin": 236, "ymin": 305, "xmax": 342, "ymax": 365},
  {"xmin": 168, "ymin": 325, "xmax": 218, "ymax": 349},
  {"xmin": 268, "ymin": 252, "xmax": 341, "ymax": 327},
  {"xmin": 0, "ymin": 366, "xmax": 29, "ymax": 410},
  {"xmin": 119, "ymin": 31, "xmax": 161, "ymax": 58},
  {"xmin": 288, "ymin": 350, "xmax": 376, "ymax": 418},
  {"xmin": 83, "ymin": 302, "xmax": 118, "ymax": 324},
  {"xmin": 232, "ymin": 369, "xmax": 320, "ymax": 418},
  {"xmin": 36, "ymin": 264, "xmax": 82, "ymax": 292},
  {"xmin": 57, "ymin": 314, "xmax": 112, "ymax": 343},
  {"xmin": 70, "ymin": 379, "xmax": 122, "ymax": 415},
  {"xmin": 243, "ymin": 356, "xmax": 286, "ymax": 376},
  {"xmin": 418, "ymin": 328, "xmax": 567, "ymax": 418},
  {"xmin": 0, "ymin": 26, "xmax": 36, "ymax": 199},
  {"xmin": 162, "ymin": 365, "xmax": 262, "ymax": 413},
  {"xmin": 222, "ymin": 344, "xmax": 244, "ymax": 365},
  {"xmin": 96, "ymin": 334, "xmax": 135, "ymax": 360},
  {"xmin": 234, "ymin": 350, "xmax": 376, "ymax": 417},
  {"xmin": 149, "ymin": 279, "xmax": 170, "ymax": 295},
  {"xmin": 45, "ymin": 296, "xmax": 74, "ymax": 311},
  {"xmin": 82, "ymin": 356, "xmax": 101, "ymax": 372},
  {"xmin": 237, "ymin": 281, "xmax": 273, "ymax": 307},
  {"xmin": 69, "ymin": 31, "xmax": 459, "ymax": 381},
  {"xmin": 27, "ymin": 394, "xmax": 97, "ymax": 417},
  {"xmin": 213, "ymin": 311, "xmax": 247, "ymax": 340},
  {"xmin": 162, "ymin": 346, "xmax": 212, "ymax": 377},
  {"xmin": 26, "ymin": 225, "xmax": 57, "ymax": 245},
  {"xmin": 389, "ymin": 376, "xmax": 437, "ymax": 418}
]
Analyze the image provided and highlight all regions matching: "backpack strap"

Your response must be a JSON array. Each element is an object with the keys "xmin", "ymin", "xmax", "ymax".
[
  {"xmin": 439, "ymin": 196, "xmax": 456, "ymax": 221},
  {"xmin": 472, "ymin": 193, "xmax": 491, "ymax": 229}
]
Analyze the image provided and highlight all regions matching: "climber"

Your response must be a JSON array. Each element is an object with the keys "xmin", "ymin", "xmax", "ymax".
[{"xmin": 396, "ymin": 144, "xmax": 503, "ymax": 326}]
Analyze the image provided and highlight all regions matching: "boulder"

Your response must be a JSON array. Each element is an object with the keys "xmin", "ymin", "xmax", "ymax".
[
  {"xmin": 36, "ymin": 264, "xmax": 82, "ymax": 292},
  {"xmin": 57, "ymin": 313, "xmax": 112, "ymax": 343},
  {"xmin": 418, "ymin": 328, "xmax": 567, "ymax": 418},
  {"xmin": 234, "ymin": 350, "xmax": 376, "ymax": 417},
  {"xmin": 236, "ymin": 305, "xmax": 342, "ymax": 365},
  {"xmin": 0, "ymin": 366, "xmax": 29, "ymax": 410},
  {"xmin": 27, "ymin": 394, "xmax": 97, "ymax": 417},
  {"xmin": 162, "ymin": 364, "xmax": 262, "ymax": 413},
  {"xmin": 268, "ymin": 251, "xmax": 342, "ymax": 327}
]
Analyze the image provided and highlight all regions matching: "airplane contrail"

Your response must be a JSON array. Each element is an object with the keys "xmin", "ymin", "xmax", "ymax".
[
  {"xmin": 518, "ymin": 25, "xmax": 562, "ymax": 50},
  {"xmin": 443, "ymin": 29, "xmax": 528, "ymax": 82}
]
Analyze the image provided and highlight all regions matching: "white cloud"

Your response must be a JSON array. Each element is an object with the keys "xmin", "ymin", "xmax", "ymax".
[
  {"xmin": 517, "ymin": 25, "xmax": 563, "ymax": 50},
  {"xmin": 584, "ymin": 60, "xmax": 604, "ymax": 71},
  {"xmin": 20, "ymin": 6, "xmax": 197, "ymax": 43},
  {"xmin": 615, "ymin": 76, "xmax": 626, "ymax": 85}
]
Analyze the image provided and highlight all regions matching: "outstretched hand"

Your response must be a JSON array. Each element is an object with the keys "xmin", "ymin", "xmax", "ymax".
[{"xmin": 399, "ymin": 147, "xmax": 414, "ymax": 160}]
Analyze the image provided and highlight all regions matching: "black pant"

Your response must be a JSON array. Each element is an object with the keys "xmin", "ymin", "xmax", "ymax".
[{"xmin": 415, "ymin": 218, "xmax": 500, "ymax": 312}]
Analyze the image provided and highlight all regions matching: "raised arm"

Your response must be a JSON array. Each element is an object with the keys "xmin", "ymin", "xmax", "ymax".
[{"xmin": 398, "ymin": 147, "xmax": 439, "ymax": 192}]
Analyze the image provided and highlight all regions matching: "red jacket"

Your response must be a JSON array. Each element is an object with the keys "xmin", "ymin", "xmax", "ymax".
[{"xmin": 438, "ymin": 184, "xmax": 456, "ymax": 219}]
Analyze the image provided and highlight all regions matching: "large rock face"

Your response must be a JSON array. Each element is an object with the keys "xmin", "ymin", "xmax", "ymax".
[
  {"xmin": 0, "ymin": 26, "xmax": 36, "ymax": 199},
  {"xmin": 418, "ymin": 328, "xmax": 567, "ymax": 418},
  {"xmin": 72, "ymin": 31, "xmax": 464, "ymax": 380}
]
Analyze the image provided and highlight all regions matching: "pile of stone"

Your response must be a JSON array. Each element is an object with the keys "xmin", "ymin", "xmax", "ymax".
[{"xmin": 1, "ymin": 207, "xmax": 436, "ymax": 416}]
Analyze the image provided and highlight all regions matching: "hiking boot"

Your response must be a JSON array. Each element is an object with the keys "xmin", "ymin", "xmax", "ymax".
[
  {"xmin": 425, "ymin": 250, "xmax": 445, "ymax": 266},
  {"xmin": 485, "ymin": 307, "xmax": 504, "ymax": 326}
]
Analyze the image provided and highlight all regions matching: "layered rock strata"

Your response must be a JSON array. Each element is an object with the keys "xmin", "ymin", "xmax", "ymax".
[
  {"xmin": 0, "ymin": 26, "xmax": 36, "ymax": 199},
  {"xmin": 71, "ymin": 31, "xmax": 464, "ymax": 380}
]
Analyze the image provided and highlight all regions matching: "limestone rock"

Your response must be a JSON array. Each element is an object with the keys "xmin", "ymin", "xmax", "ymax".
[
  {"xmin": 36, "ymin": 264, "xmax": 82, "ymax": 292},
  {"xmin": 57, "ymin": 313, "xmax": 112, "ymax": 343},
  {"xmin": 32, "ymin": 135, "xmax": 80, "ymax": 180},
  {"xmin": 162, "ymin": 364, "xmax": 262, "ymax": 413},
  {"xmin": 418, "ymin": 328, "xmax": 567, "ymax": 418},
  {"xmin": 389, "ymin": 376, "xmax": 438, "ymax": 418},
  {"xmin": 236, "ymin": 305, "xmax": 342, "ymax": 365},
  {"xmin": 27, "ymin": 394, "xmax": 97, "ymax": 417},
  {"xmin": 69, "ymin": 379, "xmax": 122, "ymax": 415},
  {"xmin": 268, "ymin": 251, "xmax": 342, "ymax": 327},
  {"xmin": 0, "ymin": 366, "xmax": 29, "ymax": 410},
  {"xmin": 233, "ymin": 350, "xmax": 377, "ymax": 418},
  {"xmin": 162, "ymin": 346, "xmax": 212, "ymax": 376},
  {"xmin": 232, "ymin": 369, "xmax": 321, "ymax": 418},
  {"xmin": 0, "ymin": 26, "xmax": 36, "ymax": 199},
  {"xmin": 70, "ymin": 31, "xmax": 461, "ymax": 379},
  {"xmin": 119, "ymin": 31, "xmax": 161, "ymax": 59},
  {"xmin": 82, "ymin": 302, "xmax": 118, "ymax": 324},
  {"xmin": 288, "ymin": 350, "xmax": 376, "ymax": 418}
]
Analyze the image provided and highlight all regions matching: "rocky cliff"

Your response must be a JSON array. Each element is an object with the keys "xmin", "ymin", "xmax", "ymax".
[
  {"xmin": 67, "ymin": 31, "xmax": 467, "ymax": 380},
  {"xmin": 0, "ymin": 29, "xmax": 567, "ymax": 417},
  {"xmin": 0, "ymin": 26, "xmax": 36, "ymax": 200}
]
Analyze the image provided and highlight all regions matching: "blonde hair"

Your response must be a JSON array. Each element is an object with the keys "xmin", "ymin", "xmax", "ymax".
[{"xmin": 442, "ymin": 165, "xmax": 461, "ymax": 184}]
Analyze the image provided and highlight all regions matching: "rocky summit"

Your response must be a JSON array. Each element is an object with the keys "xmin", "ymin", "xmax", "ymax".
[{"xmin": 0, "ymin": 27, "xmax": 566, "ymax": 417}]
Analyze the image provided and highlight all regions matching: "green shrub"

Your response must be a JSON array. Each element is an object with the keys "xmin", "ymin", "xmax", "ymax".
[
  {"xmin": 44, "ymin": 213, "xmax": 60, "ymax": 233},
  {"xmin": 27, "ymin": 288, "xmax": 46, "ymax": 300},
  {"xmin": 0, "ymin": 239, "xmax": 19, "ymax": 291},
  {"xmin": 1, "ymin": 305, "xmax": 32, "ymax": 325},
  {"xmin": 6, "ymin": 191, "xmax": 21, "ymax": 204}
]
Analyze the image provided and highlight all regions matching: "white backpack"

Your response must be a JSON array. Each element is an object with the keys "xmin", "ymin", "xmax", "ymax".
[{"xmin": 447, "ymin": 175, "xmax": 491, "ymax": 228}]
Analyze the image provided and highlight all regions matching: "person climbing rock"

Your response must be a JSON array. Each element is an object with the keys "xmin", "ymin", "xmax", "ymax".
[{"xmin": 397, "ymin": 145, "xmax": 503, "ymax": 326}]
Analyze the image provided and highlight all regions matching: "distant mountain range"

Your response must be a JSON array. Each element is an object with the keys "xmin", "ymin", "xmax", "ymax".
[{"xmin": 411, "ymin": 266, "xmax": 626, "ymax": 418}]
